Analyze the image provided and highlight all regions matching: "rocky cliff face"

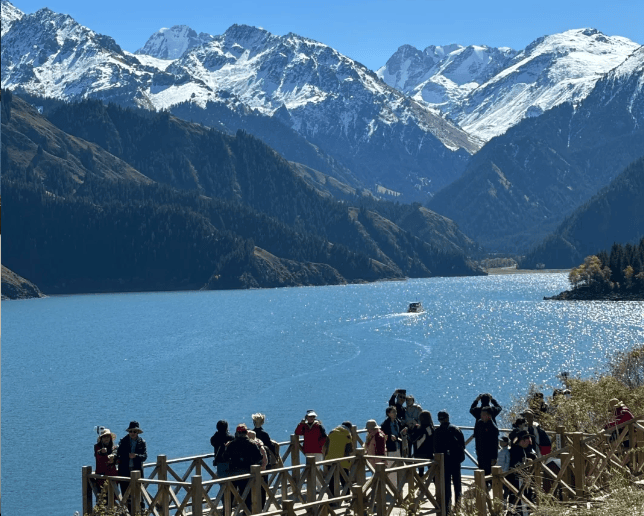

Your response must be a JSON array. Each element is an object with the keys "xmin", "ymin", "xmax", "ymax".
[{"xmin": 135, "ymin": 25, "xmax": 214, "ymax": 60}]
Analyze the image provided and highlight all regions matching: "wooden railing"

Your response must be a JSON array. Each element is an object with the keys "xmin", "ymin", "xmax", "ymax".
[
  {"xmin": 82, "ymin": 419, "xmax": 644, "ymax": 516},
  {"xmin": 83, "ymin": 448, "xmax": 446, "ymax": 516},
  {"xmin": 470, "ymin": 418, "xmax": 644, "ymax": 515}
]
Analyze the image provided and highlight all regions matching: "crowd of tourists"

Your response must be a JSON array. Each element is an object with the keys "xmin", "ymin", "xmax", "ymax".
[{"xmin": 93, "ymin": 389, "xmax": 634, "ymax": 515}]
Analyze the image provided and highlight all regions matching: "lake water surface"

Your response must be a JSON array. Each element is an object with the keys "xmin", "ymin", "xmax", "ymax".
[{"xmin": 2, "ymin": 273, "xmax": 643, "ymax": 515}]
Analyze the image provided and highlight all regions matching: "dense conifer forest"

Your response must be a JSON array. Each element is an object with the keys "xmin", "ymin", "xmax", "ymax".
[{"xmin": 1, "ymin": 90, "xmax": 482, "ymax": 295}]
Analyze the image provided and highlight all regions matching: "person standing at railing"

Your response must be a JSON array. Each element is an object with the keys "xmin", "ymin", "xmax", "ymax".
[
  {"xmin": 605, "ymin": 398, "xmax": 634, "ymax": 448},
  {"xmin": 116, "ymin": 421, "xmax": 147, "ymax": 512},
  {"xmin": 211, "ymin": 420, "xmax": 234, "ymax": 477},
  {"xmin": 433, "ymin": 410, "xmax": 465, "ymax": 515},
  {"xmin": 408, "ymin": 410, "xmax": 435, "ymax": 476},
  {"xmin": 470, "ymin": 393, "xmax": 503, "ymax": 425},
  {"xmin": 323, "ymin": 421, "xmax": 354, "ymax": 501},
  {"xmin": 94, "ymin": 428, "xmax": 118, "ymax": 496},
  {"xmin": 404, "ymin": 394, "xmax": 423, "ymax": 457},
  {"xmin": 508, "ymin": 430, "xmax": 537, "ymax": 516},
  {"xmin": 295, "ymin": 410, "xmax": 327, "ymax": 490},
  {"xmin": 252, "ymin": 413, "xmax": 280, "ymax": 469},
  {"xmin": 474, "ymin": 406, "xmax": 499, "ymax": 476},
  {"xmin": 365, "ymin": 419, "xmax": 387, "ymax": 468},
  {"xmin": 222, "ymin": 423, "xmax": 263, "ymax": 512},
  {"xmin": 381, "ymin": 406, "xmax": 408, "ymax": 488}
]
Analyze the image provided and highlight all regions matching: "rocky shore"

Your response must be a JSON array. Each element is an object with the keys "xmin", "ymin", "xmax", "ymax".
[{"xmin": 545, "ymin": 288, "xmax": 644, "ymax": 301}]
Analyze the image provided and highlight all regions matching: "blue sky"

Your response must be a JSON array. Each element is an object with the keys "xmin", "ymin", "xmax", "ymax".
[{"xmin": 10, "ymin": 0, "xmax": 644, "ymax": 70}]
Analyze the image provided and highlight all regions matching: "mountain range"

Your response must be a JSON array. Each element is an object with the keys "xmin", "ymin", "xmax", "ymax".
[
  {"xmin": 2, "ymin": 0, "xmax": 643, "ymax": 275},
  {"xmin": 378, "ymin": 29, "xmax": 640, "ymax": 141}
]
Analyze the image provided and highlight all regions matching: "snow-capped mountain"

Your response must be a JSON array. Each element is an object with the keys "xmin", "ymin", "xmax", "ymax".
[
  {"xmin": 1, "ymin": 0, "xmax": 23, "ymax": 37},
  {"xmin": 1, "ymin": 8, "xmax": 480, "ymax": 199},
  {"xmin": 428, "ymin": 45, "xmax": 644, "ymax": 252},
  {"xmin": 378, "ymin": 43, "xmax": 517, "ymax": 112},
  {"xmin": 135, "ymin": 25, "xmax": 214, "ymax": 60},
  {"xmin": 380, "ymin": 29, "xmax": 640, "ymax": 141},
  {"xmin": 0, "ymin": 6, "xmax": 165, "ymax": 105}
]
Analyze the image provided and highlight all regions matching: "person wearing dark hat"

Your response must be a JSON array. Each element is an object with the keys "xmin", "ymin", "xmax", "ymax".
[
  {"xmin": 474, "ymin": 406, "xmax": 499, "ymax": 475},
  {"xmin": 433, "ymin": 410, "xmax": 465, "ymax": 514},
  {"xmin": 116, "ymin": 421, "xmax": 148, "ymax": 510},
  {"xmin": 470, "ymin": 393, "xmax": 502, "ymax": 424},
  {"xmin": 222, "ymin": 423, "xmax": 263, "ymax": 511},
  {"xmin": 323, "ymin": 421, "xmax": 354, "ymax": 499}
]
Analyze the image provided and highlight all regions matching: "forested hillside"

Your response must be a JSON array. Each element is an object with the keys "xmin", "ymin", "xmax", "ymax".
[
  {"xmin": 2, "ymin": 91, "xmax": 483, "ymax": 294},
  {"xmin": 522, "ymin": 156, "xmax": 644, "ymax": 269}
]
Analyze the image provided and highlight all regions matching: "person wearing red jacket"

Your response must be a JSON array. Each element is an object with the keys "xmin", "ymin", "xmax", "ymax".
[
  {"xmin": 605, "ymin": 398, "xmax": 635, "ymax": 448},
  {"xmin": 295, "ymin": 410, "xmax": 327, "ymax": 490},
  {"xmin": 295, "ymin": 410, "xmax": 327, "ymax": 458}
]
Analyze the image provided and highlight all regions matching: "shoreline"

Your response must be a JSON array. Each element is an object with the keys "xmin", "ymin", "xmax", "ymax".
[{"xmin": 486, "ymin": 267, "xmax": 570, "ymax": 275}]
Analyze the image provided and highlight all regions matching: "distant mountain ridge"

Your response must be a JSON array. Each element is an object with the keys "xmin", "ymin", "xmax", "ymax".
[
  {"xmin": 379, "ymin": 29, "xmax": 640, "ymax": 141},
  {"xmin": 1, "ymin": 3, "xmax": 479, "ymax": 201},
  {"xmin": 135, "ymin": 25, "xmax": 214, "ymax": 60}
]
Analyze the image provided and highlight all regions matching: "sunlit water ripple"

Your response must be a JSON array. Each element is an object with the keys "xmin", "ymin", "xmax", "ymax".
[{"xmin": 2, "ymin": 273, "xmax": 642, "ymax": 515}]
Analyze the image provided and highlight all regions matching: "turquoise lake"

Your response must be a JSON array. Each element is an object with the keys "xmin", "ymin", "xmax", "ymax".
[{"xmin": 2, "ymin": 273, "xmax": 643, "ymax": 515}]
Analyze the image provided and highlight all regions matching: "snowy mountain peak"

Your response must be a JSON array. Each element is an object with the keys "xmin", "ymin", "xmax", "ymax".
[
  {"xmin": 136, "ymin": 25, "xmax": 213, "ymax": 60},
  {"xmin": 1, "ymin": 0, "xmax": 23, "ymax": 36}
]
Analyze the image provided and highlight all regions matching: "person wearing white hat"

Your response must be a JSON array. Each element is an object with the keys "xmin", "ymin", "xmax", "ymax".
[{"xmin": 295, "ymin": 410, "xmax": 327, "ymax": 489}]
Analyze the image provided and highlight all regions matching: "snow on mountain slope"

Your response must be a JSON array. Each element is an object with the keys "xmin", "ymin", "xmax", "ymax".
[
  {"xmin": 0, "ymin": 7, "xmax": 163, "ymax": 104},
  {"xmin": 1, "ymin": 0, "xmax": 23, "ymax": 37},
  {"xmin": 378, "ymin": 43, "xmax": 518, "ymax": 111},
  {"xmin": 458, "ymin": 29, "xmax": 640, "ymax": 140},
  {"xmin": 161, "ymin": 24, "xmax": 479, "ymax": 152},
  {"xmin": 135, "ymin": 25, "xmax": 214, "ymax": 60},
  {"xmin": 380, "ymin": 29, "xmax": 640, "ymax": 141},
  {"xmin": 1, "ymin": 10, "xmax": 479, "ymax": 199}
]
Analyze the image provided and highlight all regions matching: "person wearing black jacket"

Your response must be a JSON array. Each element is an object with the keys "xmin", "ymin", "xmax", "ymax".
[
  {"xmin": 408, "ymin": 410, "xmax": 435, "ymax": 476},
  {"xmin": 508, "ymin": 430, "xmax": 537, "ymax": 515},
  {"xmin": 222, "ymin": 423, "xmax": 263, "ymax": 512},
  {"xmin": 470, "ymin": 393, "xmax": 502, "ymax": 424},
  {"xmin": 381, "ymin": 406, "xmax": 407, "ymax": 487},
  {"xmin": 210, "ymin": 420, "xmax": 234, "ymax": 477},
  {"xmin": 116, "ymin": 421, "xmax": 148, "ymax": 512},
  {"xmin": 474, "ymin": 406, "xmax": 499, "ymax": 475},
  {"xmin": 433, "ymin": 411, "xmax": 465, "ymax": 514}
]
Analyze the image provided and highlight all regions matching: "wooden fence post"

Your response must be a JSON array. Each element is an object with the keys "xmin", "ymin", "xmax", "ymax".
[
  {"xmin": 474, "ymin": 469, "xmax": 487, "ymax": 516},
  {"xmin": 559, "ymin": 452, "xmax": 571, "ymax": 502},
  {"xmin": 491, "ymin": 466, "xmax": 503, "ymax": 516},
  {"xmin": 306, "ymin": 455, "xmax": 318, "ymax": 503},
  {"xmin": 82, "ymin": 465, "xmax": 93, "ymax": 515},
  {"xmin": 251, "ymin": 465, "xmax": 262, "ymax": 514},
  {"xmin": 283, "ymin": 499, "xmax": 296, "ymax": 516},
  {"xmin": 571, "ymin": 432, "xmax": 586, "ymax": 499},
  {"xmin": 636, "ymin": 421, "xmax": 644, "ymax": 473},
  {"xmin": 434, "ymin": 453, "xmax": 446, "ymax": 516},
  {"xmin": 157, "ymin": 455, "xmax": 169, "ymax": 516},
  {"xmin": 351, "ymin": 484, "xmax": 364, "ymax": 516},
  {"xmin": 291, "ymin": 435, "xmax": 301, "ymax": 484},
  {"xmin": 131, "ymin": 470, "xmax": 142, "ymax": 515},
  {"xmin": 375, "ymin": 462, "xmax": 387, "ymax": 516},
  {"xmin": 355, "ymin": 448, "xmax": 367, "ymax": 486},
  {"xmin": 191, "ymin": 475, "xmax": 203, "ymax": 516}
]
